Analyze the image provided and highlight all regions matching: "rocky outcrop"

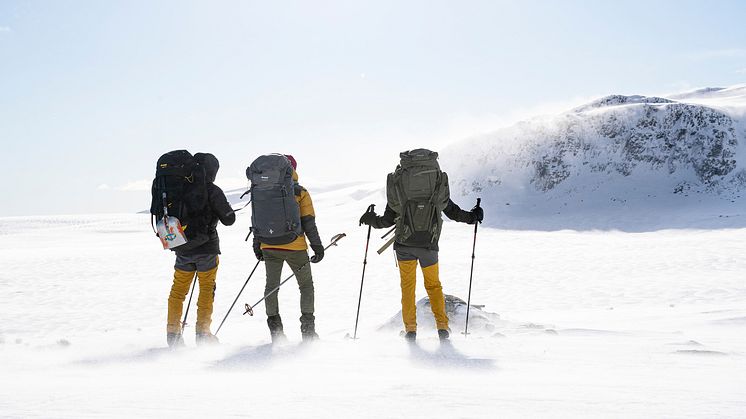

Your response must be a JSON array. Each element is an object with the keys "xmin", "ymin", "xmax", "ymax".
[{"xmin": 444, "ymin": 91, "xmax": 746, "ymax": 200}]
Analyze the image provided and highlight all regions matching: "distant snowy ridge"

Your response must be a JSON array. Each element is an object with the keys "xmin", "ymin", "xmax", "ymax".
[{"xmin": 441, "ymin": 85, "xmax": 746, "ymax": 229}]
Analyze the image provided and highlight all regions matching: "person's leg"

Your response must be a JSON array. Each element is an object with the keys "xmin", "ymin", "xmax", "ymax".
[
  {"xmin": 167, "ymin": 268, "xmax": 195, "ymax": 335},
  {"xmin": 397, "ymin": 259, "xmax": 418, "ymax": 333},
  {"xmin": 262, "ymin": 250, "xmax": 285, "ymax": 317},
  {"xmin": 422, "ymin": 261, "xmax": 448, "ymax": 331},
  {"xmin": 286, "ymin": 250, "xmax": 314, "ymax": 316},
  {"xmin": 195, "ymin": 255, "xmax": 219, "ymax": 336},
  {"xmin": 416, "ymin": 248, "xmax": 447, "ymax": 331},
  {"xmin": 395, "ymin": 246, "xmax": 419, "ymax": 335},
  {"xmin": 286, "ymin": 250, "xmax": 316, "ymax": 338},
  {"xmin": 262, "ymin": 250, "xmax": 286, "ymax": 340}
]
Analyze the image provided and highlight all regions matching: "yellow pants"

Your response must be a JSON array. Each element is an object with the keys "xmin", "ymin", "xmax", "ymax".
[
  {"xmin": 166, "ymin": 263, "xmax": 218, "ymax": 334},
  {"xmin": 398, "ymin": 260, "xmax": 448, "ymax": 332}
]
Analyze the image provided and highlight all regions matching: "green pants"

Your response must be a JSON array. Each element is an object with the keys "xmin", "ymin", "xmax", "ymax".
[{"xmin": 262, "ymin": 249, "xmax": 315, "ymax": 317}]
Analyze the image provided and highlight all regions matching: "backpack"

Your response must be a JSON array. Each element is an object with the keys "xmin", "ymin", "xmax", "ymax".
[
  {"xmin": 386, "ymin": 149, "xmax": 450, "ymax": 247},
  {"xmin": 150, "ymin": 150, "xmax": 210, "ymax": 251},
  {"xmin": 246, "ymin": 154, "xmax": 303, "ymax": 245}
]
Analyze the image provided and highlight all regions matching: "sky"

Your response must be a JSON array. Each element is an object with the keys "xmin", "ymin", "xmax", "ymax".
[{"xmin": 1, "ymin": 0, "xmax": 745, "ymax": 216}]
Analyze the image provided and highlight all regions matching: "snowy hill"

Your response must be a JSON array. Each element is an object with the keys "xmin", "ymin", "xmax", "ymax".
[{"xmin": 441, "ymin": 85, "xmax": 746, "ymax": 230}]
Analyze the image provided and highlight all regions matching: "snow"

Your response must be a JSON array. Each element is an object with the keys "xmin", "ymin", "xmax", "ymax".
[
  {"xmin": 2, "ymin": 183, "xmax": 746, "ymax": 417},
  {"xmin": 4, "ymin": 86, "xmax": 746, "ymax": 417}
]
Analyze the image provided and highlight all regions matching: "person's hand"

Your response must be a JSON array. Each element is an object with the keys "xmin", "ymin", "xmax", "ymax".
[
  {"xmin": 253, "ymin": 242, "xmax": 264, "ymax": 261},
  {"xmin": 470, "ymin": 205, "xmax": 484, "ymax": 224},
  {"xmin": 310, "ymin": 244, "xmax": 325, "ymax": 263},
  {"xmin": 359, "ymin": 211, "xmax": 377, "ymax": 226}
]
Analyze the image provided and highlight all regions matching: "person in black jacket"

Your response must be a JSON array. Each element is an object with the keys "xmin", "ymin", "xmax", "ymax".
[
  {"xmin": 166, "ymin": 153, "xmax": 236, "ymax": 347},
  {"xmin": 359, "ymin": 149, "xmax": 483, "ymax": 342}
]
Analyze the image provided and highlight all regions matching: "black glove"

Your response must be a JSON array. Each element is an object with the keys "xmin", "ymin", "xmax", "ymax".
[
  {"xmin": 470, "ymin": 205, "xmax": 484, "ymax": 224},
  {"xmin": 359, "ymin": 211, "xmax": 378, "ymax": 226},
  {"xmin": 310, "ymin": 244, "xmax": 325, "ymax": 263},
  {"xmin": 253, "ymin": 241, "xmax": 264, "ymax": 261}
]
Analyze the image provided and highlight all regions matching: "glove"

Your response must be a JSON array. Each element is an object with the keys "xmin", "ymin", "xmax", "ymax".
[
  {"xmin": 470, "ymin": 205, "xmax": 484, "ymax": 224},
  {"xmin": 310, "ymin": 244, "xmax": 325, "ymax": 263},
  {"xmin": 253, "ymin": 241, "xmax": 264, "ymax": 261},
  {"xmin": 359, "ymin": 211, "xmax": 378, "ymax": 226}
]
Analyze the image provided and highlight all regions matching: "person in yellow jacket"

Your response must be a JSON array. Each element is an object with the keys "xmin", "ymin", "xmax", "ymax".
[{"xmin": 252, "ymin": 155, "xmax": 324, "ymax": 342}]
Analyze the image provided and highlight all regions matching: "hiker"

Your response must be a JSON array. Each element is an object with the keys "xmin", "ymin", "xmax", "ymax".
[
  {"xmin": 154, "ymin": 151, "xmax": 236, "ymax": 347},
  {"xmin": 359, "ymin": 149, "xmax": 483, "ymax": 341},
  {"xmin": 249, "ymin": 154, "xmax": 324, "ymax": 342}
]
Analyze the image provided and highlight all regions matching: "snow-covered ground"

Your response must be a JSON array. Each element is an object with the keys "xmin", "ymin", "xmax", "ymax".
[{"xmin": 1, "ymin": 185, "xmax": 745, "ymax": 418}]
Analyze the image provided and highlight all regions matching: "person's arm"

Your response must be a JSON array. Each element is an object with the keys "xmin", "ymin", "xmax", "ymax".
[
  {"xmin": 360, "ymin": 204, "xmax": 397, "ymax": 229},
  {"xmin": 373, "ymin": 205, "xmax": 397, "ymax": 228},
  {"xmin": 443, "ymin": 199, "xmax": 476, "ymax": 224},
  {"xmin": 209, "ymin": 184, "xmax": 236, "ymax": 226},
  {"xmin": 252, "ymin": 236, "xmax": 263, "ymax": 260},
  {"xmin": 298, "ymin": 189, "xmax": 322, "ymax": 247},
  {"xmin": 298, "ymin": 189, "xmax": 325, "ymax": 262}
]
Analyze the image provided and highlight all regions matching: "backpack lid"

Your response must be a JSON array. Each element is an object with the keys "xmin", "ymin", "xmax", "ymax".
[
  {"xmin": 246, "ymin": 154, "xmax": 294, "ymax": 186},
  {"xmin": 399, "ymin": 149, "xmax": 440, "ymax": 170},
  {"xmin": 155, "ymin": 150, "xmax": 194, "ymax": 177}
]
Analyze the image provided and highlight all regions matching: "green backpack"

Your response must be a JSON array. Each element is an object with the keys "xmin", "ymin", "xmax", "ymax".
[{"xmin": 386, "ymin": 149, "xmax": 450, "ymax": 247}]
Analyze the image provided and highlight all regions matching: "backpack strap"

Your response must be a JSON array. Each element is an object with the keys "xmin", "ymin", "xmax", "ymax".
[{"xmin": 294, "ymin": 183, "xmax": 304, "ymax": 197}]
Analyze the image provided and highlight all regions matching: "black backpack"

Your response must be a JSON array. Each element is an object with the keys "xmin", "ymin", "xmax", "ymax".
[
  {"xmin": 387, "ymin": 149, "xmax": 450, "ymax": 247},
  {"xmin": 150, "ymin": 150, "xmax": 210, "ymax": 251},
  {"xmin": 246, "ymin": 154, "xmax": 303, "ymax": 245}
]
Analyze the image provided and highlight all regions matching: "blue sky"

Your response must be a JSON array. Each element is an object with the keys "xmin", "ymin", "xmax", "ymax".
[{"xmin": 1, "ymin": 0, "xmax": 745, "ymax": 215}]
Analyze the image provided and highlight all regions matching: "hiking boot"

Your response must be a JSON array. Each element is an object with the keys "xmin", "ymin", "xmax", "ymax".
[
  {"xmin": 438, "ymin": 329, "xmax": 450, "ymax": 341},
  {"xmin": 267, "ymin": 315, "xmax": 286, "ymax": 343},
  {"xmin": 166, "ymin": 332, "xmax": 184, "ymax": 348},
  {"xmin": 300, "ymin": 313, "xmax": 318, "ymax": 341},
  {"xmin": 196, "ymin": 332, "xmax": 219, "ymax": 346},
  {"xmin": 404, "ymin": 331, "xmax": 417, "ymax": 342}
]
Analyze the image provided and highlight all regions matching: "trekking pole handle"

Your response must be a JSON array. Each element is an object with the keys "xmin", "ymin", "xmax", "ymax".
[
  {"xmin": 476, "ymin": 197, "xmax": 481, "ymax": 208},
  {"xmin": 360, "ymin": 204, "xmax": 375, "ymax": 226},
  {"xmin": 328, "ymin": 233, "xmax": 346, "ymax": 247}
]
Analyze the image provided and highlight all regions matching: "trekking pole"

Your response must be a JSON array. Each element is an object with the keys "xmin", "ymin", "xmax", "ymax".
[
  {"xmin": 376, "ymin": 226, "xmax": 396, "ymax": 255},
  {"xmin": 214, "ymin": 259, "xmax": 262, "ymax": 336},
  {"xmin": 243, "ymin": 233, "xmax": 347, "ymax": 316},
  {"xmin": 353, "ymin": 205, "xmax": 375, "ymax": 339},
  {"xmin": 181, "ymin": 273, "xmax": 198, "ymax": 334},
  {"xmin": 381, "ymin": 226, "xmax": 395, "ymax": 239},
  {"xmin": 463, "ymin": 198, "xmax": 481, "ymax": 337}
]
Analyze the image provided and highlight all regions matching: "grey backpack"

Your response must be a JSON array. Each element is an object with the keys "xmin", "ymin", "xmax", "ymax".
[
  {"xmin": 246, "ymin": 154, "xmax": 303, "ymax": 245},
  {"xmin": 387, "ymin": 149, "xmax": 450, "ymax": 247}
]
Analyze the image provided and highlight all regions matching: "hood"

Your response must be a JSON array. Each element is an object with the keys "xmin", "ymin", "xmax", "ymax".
[{"xmin": 194, "ymin": 152, "xmax": 219, "ymax": 183}]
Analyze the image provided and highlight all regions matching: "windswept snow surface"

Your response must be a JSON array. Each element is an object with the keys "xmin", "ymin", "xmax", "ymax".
[{"xmin": 1, "ymin": 184, "xmax": 746, "ymax": 418}]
